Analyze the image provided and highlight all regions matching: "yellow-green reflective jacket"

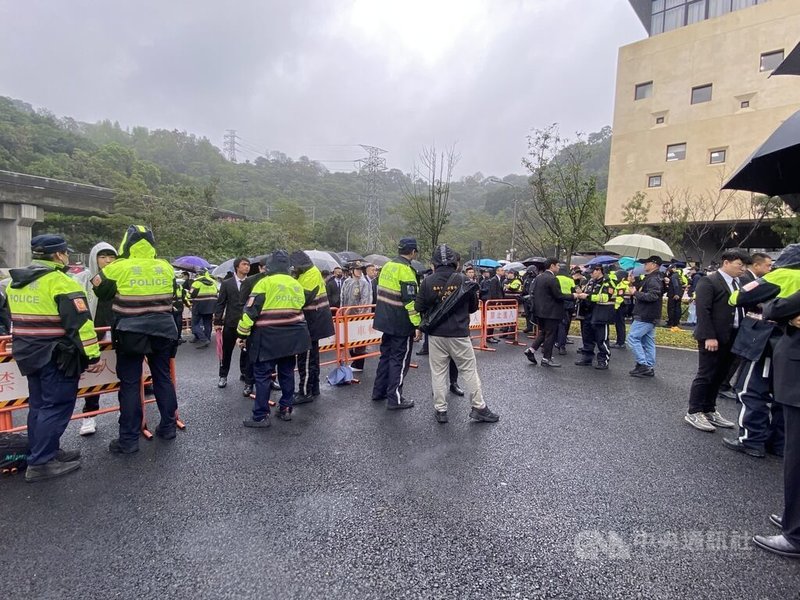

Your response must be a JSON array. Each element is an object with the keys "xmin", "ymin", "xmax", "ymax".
[{"xmin": 7, "ymin": 259, "xmax": 100, "ymax": 375}]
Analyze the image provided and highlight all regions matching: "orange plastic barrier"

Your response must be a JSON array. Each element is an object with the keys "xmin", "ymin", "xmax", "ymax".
[
  {"xmin": 475, "ymin": 299, "xmax": 522, "ymax": 351},
  {"xmin": 0, "ymin": 328, "xmax": 184, "ymax": 438}
]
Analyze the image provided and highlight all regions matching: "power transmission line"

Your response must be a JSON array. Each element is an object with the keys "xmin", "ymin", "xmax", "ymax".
[
  {"xmin": 356, "ymin": 144, "xmax": 387, "ymax": 254},
  {"xmin": 223, "ymin": 130, "xmax": 240, "ymax": 163}
]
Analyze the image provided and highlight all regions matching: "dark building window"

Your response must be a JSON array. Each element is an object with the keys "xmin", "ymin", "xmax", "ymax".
[
  {"xmin": 635, "ymin": 81, "xmax": 654, "ymax": 100},
  {"xmin": 710, "ymin": 149, "xmax": 727, "ymax": 164},
  {"xmin": 656, "ymin": 116, "xmax": 665, "ymax": 124},
  {"xmin": 691, "ymin": 84, "xmax": 713, "ymax": 104},
  {"xmin": 740, "ymin": 100, "xmax": 750, "ymax": 109},
  {"xmin": 760, "ymin": 50, "xmax": 785, "ymax": 72},
  {"xmin": 648, "ymin": 175, "xmax": 663, "ymax": 188},
  {"xmin": 667, "ymin": 143, "xmax": 687, "ymax": 161}
]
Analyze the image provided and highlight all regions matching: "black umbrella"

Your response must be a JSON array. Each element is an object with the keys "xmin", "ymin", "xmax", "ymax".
[
  {"xmin": 722, "ymin": 109, "xmax": 800, "ymax": 209},
  {"xmin": 770, "ymin": 42, "xmax": 800, "ymax": 78},
  {"xmin": 338, "ymin": 251, "xmax": 365, "ymax": 263},
  {"xmin": 521, "ymin": 256, "xmax": 547, "ymax": 269}
]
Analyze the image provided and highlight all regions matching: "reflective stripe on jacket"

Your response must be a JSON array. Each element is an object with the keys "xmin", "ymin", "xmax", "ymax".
[
  {"xmin": 8, "ymin": 259, "xmax": 100, "ymax": 375},
  {"xmin": 374, "ymin": 256, "xmax": 420, "ymax": 336}
]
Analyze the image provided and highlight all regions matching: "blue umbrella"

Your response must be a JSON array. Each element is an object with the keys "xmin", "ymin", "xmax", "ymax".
[
  {"xmin": 172, "ymin": 255, "xmax": 211, "ymax": 272},
  {"xmin": 585, "ymin": 255, "xmax": 619, "ymax": 267},
  {"xmin": 618, "ymin": 257, "xmax": 637, "ymax": 270},
  {"xmin": 473, "ymin": 258, "xmax": 500, "ymax": 268}
]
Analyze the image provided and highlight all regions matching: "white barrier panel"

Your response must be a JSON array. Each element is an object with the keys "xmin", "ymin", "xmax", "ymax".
[
  {"xmin": 485, "ymin": 306, "xmax": 518, "ymax": 326},
  {"xmin": 342, "ymin": 317, "xmax": 382, "ymax": 345},
  {"xmin": 469, "ymin": 309, "xmax": 482, "ymax": 329},
  {"xmin": 0, "ymin": 349, "xmax": 151, "ymax": 404}
]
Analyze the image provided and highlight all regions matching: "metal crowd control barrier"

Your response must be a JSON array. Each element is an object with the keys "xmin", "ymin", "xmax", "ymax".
[
  {"xmin": 335, "ymin": 305, "xmax": 383, "ymax": 382},
  {"xmin": 0, "ymin": 328, "xmax": 184, "ymax": 437},
  {"xmin": 476, "ymin": 299, "xmax": 522, "ymax": 351}
]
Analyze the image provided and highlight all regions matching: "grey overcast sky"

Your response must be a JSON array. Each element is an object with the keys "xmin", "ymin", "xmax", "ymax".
[{"xmin": 0, "ymin": 0, "xmax": 644, "ymax": 177}]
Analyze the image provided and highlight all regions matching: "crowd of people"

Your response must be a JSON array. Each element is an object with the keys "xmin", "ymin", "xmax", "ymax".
[{"xmin": 2, "ymin": 228, "xmax": 800, "ymax": 559}]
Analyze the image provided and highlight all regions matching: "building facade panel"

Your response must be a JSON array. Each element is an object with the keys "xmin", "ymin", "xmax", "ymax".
[{"xmin": 606, "ymin": 0, "xmax": 800, "ymax": 226}]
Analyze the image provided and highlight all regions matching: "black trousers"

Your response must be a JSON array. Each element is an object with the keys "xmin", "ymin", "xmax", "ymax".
[
  {"xmin": 687, "ymin": 340, "xmax": 733, "ymax": 414},
  {"xmin": 614, "ymin": 306, "xmax": 626, "ymax": 345},
  {"xmin": 372, "ymin": 334, "xmax": 414, "ymax": 405},
  {"xmin": 296, "ymin": 340, "xmax": 321, "ymax": 396},
  {"xmin": 116, "ymin": 336, "xmax": 178, "ymax": 449},
  {"xmin": 579, "ymin": 320, "xmax": 610, "ymax": 363},
  {"xmin": 735, "ymin": 356, "xmax": 784, "ymax": 453},
  {"xmin": 667, "ymin": 298, "xmax": 682, "ymax": 326},
  {"xmin": 530, "ymin": 318, "xmax": 560, "ymax": 360},
  {"xmin": 781, "ymin": 404, "xmax": 800, "ymax": 547},
  {"xmin": 219, "ymin": 325, "xmax": 248, "ymax": 379},
  {"xmin": 556, "ymin": 310, "xmax": 571, "ymax": 348}
]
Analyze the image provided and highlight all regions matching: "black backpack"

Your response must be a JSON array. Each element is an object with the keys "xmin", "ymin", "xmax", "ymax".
[{"xmin": 1, "ymin": 432, "xmax": 28, "ymax": 474}]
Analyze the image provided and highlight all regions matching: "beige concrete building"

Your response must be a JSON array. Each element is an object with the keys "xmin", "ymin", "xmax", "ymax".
[{"xmin": 606, "ymin": 0, "xmax": 800, "ymax": 231}]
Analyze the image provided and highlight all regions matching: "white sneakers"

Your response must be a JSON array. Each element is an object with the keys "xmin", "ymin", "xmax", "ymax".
[
  {"xmin": 79, "ymin": 417, "xmax": 97, "ymax": 436},
  {"xmin": 684, "ymin": 411, "xmax": 735, "ymax": 432}
]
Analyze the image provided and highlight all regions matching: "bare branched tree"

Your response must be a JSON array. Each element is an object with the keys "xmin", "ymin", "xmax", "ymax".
[
  {"xmin": 403, "ymin": 144, "xmax": 460, "ymax": 256},
  {"xmin": 521, "ymin": 124, "xmax": 603, "ymax": 261},
  {"xmin": 658, "ymin": 170, "xmax": 787, "ymax": 263}
]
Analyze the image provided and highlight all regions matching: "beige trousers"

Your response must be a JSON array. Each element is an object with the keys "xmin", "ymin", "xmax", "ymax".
[{"xmin": 429, "ymin": 335, "xmax": 485, "ymax": 412}]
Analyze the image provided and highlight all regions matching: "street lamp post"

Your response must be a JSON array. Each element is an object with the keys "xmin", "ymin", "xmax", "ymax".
[{"xmin": 485, "ymin": 177, "xmax": 518, "ymax": 260}]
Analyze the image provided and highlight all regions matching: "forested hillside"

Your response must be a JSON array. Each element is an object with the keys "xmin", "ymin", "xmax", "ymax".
[{"xmin": 0, "ymin": 97, "xmax": 612, "ymax": 261}]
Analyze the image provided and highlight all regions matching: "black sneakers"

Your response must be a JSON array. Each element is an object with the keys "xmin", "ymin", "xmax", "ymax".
[
  {"xmin": 243, "ymin": 416, "xmax": 271, "ymax": 428},
  {"xmin": 435, "ymin": 411, "xmax": 448, "ymax": 423},
  {"xmin": 109, "ymin": 439, "xmax": 139, "ymax": 454},
  {"xmin": 541, "ymin": 358, "xmax": 561, "ymax": 368},
  {"xmin": 387, "ymin": 399, "xmax": 415, "ymax": 410},
  {"xmin": 218, "ymin": 377, "xmax": 227, "ymax": 388},
  {"xmin": 629, "ymin": 364, "xmax": 655, "ymax": 378},
  {"xmin": 242, "ymin": 385, "xmax": 253, "ymax": 397},
  {"xmin": 523, "ymin": 347, "xmax": 538, "ymax": 364},
  {"xmin": 595, "ymin": 362, "xmax": 609, "ymax": 370},
  {"xmin": 469, "ymin": 405, "xmax": 500, "ymax": 423},
  {"xmin": 277, "ymin": 407, "xmax": 293, "ymax": 421},
  {"xmin": 293, "ymin": 394, "xmax": 315, "ymax": 405},
  {"xmin": 25, "ymin": 458, "xmax": 81, "ymax": 483}
]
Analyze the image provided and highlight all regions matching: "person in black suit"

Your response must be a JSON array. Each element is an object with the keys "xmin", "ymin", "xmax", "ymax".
[
  {"xmin": 365, "ymin": 263, "xmax": 379, "ymax": 307},
  {"xmin": 718, "ymin": 252, "xmax": 774, "ymax": 402},
  {"xmin": 213, "ymin": 257, "xmax": 251, "ymax": 389},
  {"xmin": 753, "ymin": 289, "xmax": 800, "ymax": 558},
  {"xmin": 524, "ymin": 258, "xmax": 574, "ymax": 367},
  {"xmin": 325, "ymin": 266, "xmax": 344, "ymax": 308},
  {"xmin": 684, "ymin": 250, "xmax": 748, "ymax": 432},
  {"xmin": 485, "ymin": 267, "xmax": 505, "ymax": 343}
]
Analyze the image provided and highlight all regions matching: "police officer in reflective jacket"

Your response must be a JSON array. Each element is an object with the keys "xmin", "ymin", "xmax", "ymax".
[
  {"xmin": 7, "ymin": 234, "xmax": 104, "ymax": 482},
  {"xmin": 290, "ymin": 251, "xmax": 335, "ymax": 404},
  {"xmin": 238, "ymin": 250, "xmax": 310, "ymax": 425},
  {"xmin": 372, "ymin": 237, "xmax": 421, "ymax": 410},
  {"xmin": 93, "ymin": 225, "xmax": 179, "ymax": 454}
]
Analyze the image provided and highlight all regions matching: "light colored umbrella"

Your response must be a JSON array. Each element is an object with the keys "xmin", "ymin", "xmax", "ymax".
[
  {"xmin": 304, "ymin": 250, "xmax": 342, "ymax": 272},
  {"xmin": 603, "ymin": 234, "xmax": 674, "ymax": 261},
  {"xmin": 364, "ymin": 254, "xmax": 390, "ymax": 267}
]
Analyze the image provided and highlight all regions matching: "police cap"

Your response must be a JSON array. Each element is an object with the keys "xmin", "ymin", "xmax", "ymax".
[
  {"xmin": 398, "ymin": 237, "xmax": 418, "ymax": 254},
  {"xmin": 31, "ymin": 234, "xmax": 72, "ymax": 255}
]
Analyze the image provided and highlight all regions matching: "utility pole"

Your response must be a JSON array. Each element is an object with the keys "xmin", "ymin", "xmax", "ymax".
[
  {"xmin": 356, "ymin": 144, "xmax": 387, "ymax": 254},
  {"xmin": 240, "ymin": 178, "xmax": 248, "ymax": 219},
  {"xmin": 224, "ymin": 130, "xmax": 239, "ymax": 163}
]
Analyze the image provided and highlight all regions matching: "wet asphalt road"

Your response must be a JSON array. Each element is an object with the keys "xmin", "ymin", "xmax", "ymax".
[{"xmin": 2, "ymin": 337, "xmax": 799, "ymax": 599}]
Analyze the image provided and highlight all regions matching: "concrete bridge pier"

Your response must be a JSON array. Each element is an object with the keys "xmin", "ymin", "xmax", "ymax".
[{"xmin": 0, "ymin": 203, "xmax": 44, "ymax": 268}]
